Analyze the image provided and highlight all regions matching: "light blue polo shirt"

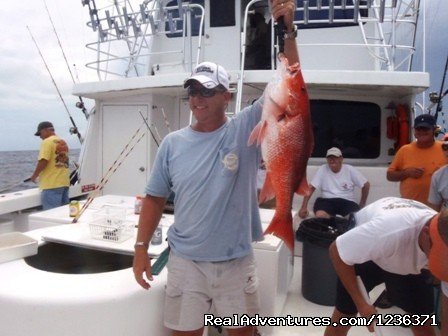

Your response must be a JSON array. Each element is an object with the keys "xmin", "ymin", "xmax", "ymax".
[{"xmin": 145, "ymin": 101, "xmax": 264, "ymax": 261}]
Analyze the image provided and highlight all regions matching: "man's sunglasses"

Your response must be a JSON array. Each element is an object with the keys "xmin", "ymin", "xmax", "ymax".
[
  {"xmin": 187, "ymin": 87, "xmax": 224, "ymax": 98},
  {"xmin": 442, "ymin": 142, "xmax": 448, "ymax": 151},
  {"xmin": 414, "ymin": 126, "xmax": 432, "ymax": 131}
]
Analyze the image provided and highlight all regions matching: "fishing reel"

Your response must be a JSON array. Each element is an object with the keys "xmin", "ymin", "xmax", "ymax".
[{"xmin": 69, "ymin": 127, "xmax": 79, "ymax": 135}]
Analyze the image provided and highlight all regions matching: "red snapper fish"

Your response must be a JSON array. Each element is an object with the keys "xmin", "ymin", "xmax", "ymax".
[{"xmin": 248, "ymin": 55, "xmax": 314, "ymax": 251}]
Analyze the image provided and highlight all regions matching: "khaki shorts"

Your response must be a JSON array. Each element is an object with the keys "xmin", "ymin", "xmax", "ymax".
[{"xmin": 164, "ymin": 251, "xmax": 260, "ymax": 331}]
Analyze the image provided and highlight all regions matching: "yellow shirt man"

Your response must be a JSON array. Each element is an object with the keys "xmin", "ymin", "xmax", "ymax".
[
  {"xmin": 31, "ymin": 121, "xmax": 70, "ymax": 210},
  {"xmin": 38, "ymin": 135, "xmax": 70, "ymax": 190}
]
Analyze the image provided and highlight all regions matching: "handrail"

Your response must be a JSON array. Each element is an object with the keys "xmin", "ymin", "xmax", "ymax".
[
  {"xmin": 236, "ymin": 0, "xmax": 264, "ymax": 113},
  {"xmin": 83, "ymin": 0, "xmax": 205, "ymax": 80},
  {"xmin": 82, "ymin": 0, "xmax": 420, "ymax": 81}
]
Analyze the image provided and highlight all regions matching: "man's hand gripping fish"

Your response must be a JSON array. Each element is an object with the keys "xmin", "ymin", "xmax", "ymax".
[{"xmin": 248, "ymin": 54, "xmax": 314, "ymax": 251}]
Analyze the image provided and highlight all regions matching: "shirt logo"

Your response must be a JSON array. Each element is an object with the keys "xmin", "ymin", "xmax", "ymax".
[{"xmin": 222, "ymin": 153, "xmax": 238, "ymax": 171}]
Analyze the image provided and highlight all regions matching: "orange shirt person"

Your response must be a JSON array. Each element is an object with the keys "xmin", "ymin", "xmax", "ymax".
[{"xmin": 387, "ymin": 114, "xmax": 445, "ymax": 205}]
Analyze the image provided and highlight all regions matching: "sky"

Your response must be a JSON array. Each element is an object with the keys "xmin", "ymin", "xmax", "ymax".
[
  {"xmin": 0, "ymin": 0, "xmax": 447, "ymax": 152},
  {"xmin": 0, "ymin": 0, "xmax": 97, "ymax": 152}
]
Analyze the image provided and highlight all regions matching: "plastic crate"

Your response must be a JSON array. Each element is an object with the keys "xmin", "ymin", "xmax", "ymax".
[{"xmin": 89, "ymin": 218, "xmax": 133, "ymax": 243}]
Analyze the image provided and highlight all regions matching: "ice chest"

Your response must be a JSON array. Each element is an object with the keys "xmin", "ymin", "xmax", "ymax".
[{"xmin": 0, "ymin": 232, "xmax": 38, "ymax": 264}]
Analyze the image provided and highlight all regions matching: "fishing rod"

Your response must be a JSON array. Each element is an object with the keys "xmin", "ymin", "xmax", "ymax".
[
  {"xmin": 27, "ymin": 26, "xmax": 83, "ymax": 144},
  {"xmin": 434, "ymin": 55, "xmax": 448, "ymax": 123},
  {"xmin": 0, "ymin": 178, "xmax": 31, "ymax": 194},
  {"xmin": 42, "ymin": 0, "xmax": 89, "ymax": 120},
  {"xmin": 151, "ymin": 122, "xmax": 163, "ymax": 144},
  {"xmin": 139, "ymin": 111, "xmax": 160, "ymax": 147},
  {"xmin": 73, "ymin": 122, "xmax": 147, "ymax": 222},
  {"xmin": 73, "ymin": 111, "xmax": 164, "ymax": 222},
  {"xmin": 160, "ymin": 107, "xmax": 172, "ymax": 133}
]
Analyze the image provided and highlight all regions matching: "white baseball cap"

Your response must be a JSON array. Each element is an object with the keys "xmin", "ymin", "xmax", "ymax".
[
  {"xmin": 184, "ymin": 62, "xmax": 230, "ymax": 90},
  {"xmin": 326, "ymin": 147, "xmax": 343, "ymax": 157}
]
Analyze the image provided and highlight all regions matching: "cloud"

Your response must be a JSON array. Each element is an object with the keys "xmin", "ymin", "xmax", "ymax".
[
  {"xmin": 0, "ymin": 0, "xmax": 447, "ymax": 151},
  {"xmin": 0, "ymin": 0, "xmax": 97, "ymax": 151}
]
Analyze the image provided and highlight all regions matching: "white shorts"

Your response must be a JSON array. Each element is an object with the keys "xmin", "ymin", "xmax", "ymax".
[{"xmin": 163, "ymin": 251, "xmax": 260, "ymax": 331}]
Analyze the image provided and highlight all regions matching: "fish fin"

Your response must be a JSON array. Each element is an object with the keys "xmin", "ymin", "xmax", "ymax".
[
  {"xmin": 248, "ymin": 121, "xmax": 268, "ymax": 146},
  {"xmin": 259, "ymin": 172, "xmax": 276, "ymax": 204},
  {"xmin": 296, "ymin": 176, "xmax": 311, "ymax": 197},
  {"xmin": 264, "ymin": 212, "xmax": 294, "ymax": 251}
]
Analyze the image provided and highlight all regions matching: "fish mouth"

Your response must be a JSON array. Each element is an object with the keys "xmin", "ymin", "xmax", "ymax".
[
  {"xmin": 289, "ymin": 68, "xmax": 298, "ymax": 75},
  {"xmin": 287, "ymin": 64, "xmax": 299, "ymax": 75}
]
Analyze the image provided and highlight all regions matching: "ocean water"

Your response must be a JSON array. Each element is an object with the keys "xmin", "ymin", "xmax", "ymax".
[{"xmin": 0, "ymin": 149, "xmax": 80, "ymax": 193}]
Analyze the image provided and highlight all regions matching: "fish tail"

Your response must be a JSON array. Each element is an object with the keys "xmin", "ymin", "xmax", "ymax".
[{"xmin": 264, "ymin": 211, "xmax": 294, "ymax": 251}]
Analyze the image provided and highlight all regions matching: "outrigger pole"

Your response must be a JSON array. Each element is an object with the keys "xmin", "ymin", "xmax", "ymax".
[
  {"xmin": 42, "ymin": 0, "xmax": 89, "ymax": 120},
  {"xmin": 27, "ymin": 26, "xmax": 83, "ymax": 144},
  {"xmin": 434, "ymin": 55, "xmax": 448, "ymax": 124}
]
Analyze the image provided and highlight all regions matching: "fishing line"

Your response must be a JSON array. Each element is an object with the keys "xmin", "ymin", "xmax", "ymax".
[
  {"xmin": 27, "ymin": 26, "xmax": 83, "ymax": 144},
  {"xmin": 42, "ymin": 0, "xmax": 75, "ymax": 83},
  {"xmin": 42, "ymin": 0, "xmax": 89, "ymax": 119}
]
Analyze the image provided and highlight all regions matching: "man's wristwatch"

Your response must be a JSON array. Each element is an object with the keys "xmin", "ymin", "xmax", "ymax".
[
  {"xmin": 134, "ymin": 241, "xmax": 149, "ymax": 249},
  {"xmin": 284, "ymin": 25, "xmax": 298, "ymax": 39}
]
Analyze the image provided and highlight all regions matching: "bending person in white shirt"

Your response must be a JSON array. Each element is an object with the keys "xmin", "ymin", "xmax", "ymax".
[{"xmin": 324, "ymin": 197, "xmax": 448, "ymax": 336}]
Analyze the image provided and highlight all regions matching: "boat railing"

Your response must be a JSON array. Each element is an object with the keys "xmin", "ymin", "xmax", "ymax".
[
  {"xmin": 82, "ymin": 0, "xmax": 205, "ymax": 80},
  {"xmin": 294, "ymin": 0, "xmax": 419, "ymax": 71},
  {"xmin": 235, "ymin": 0, "xmax": 420, "ymax": 112},
  {"xmin": 81, "ymin": 1, "xmax": 420, "ymax": 85}
]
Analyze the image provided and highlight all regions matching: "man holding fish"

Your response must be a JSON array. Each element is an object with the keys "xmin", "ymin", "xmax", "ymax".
[{"xmin": 133, "ymin": 1, "xmax": 311, "ymax": 336}]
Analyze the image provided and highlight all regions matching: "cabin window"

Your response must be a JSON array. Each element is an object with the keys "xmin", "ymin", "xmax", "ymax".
[
  {"xmin": 310, "ymin": 100, "xmax": 381, "ymax": 159},
  {"xmin": 210, "ymin": 0, "xmax": 236, "ymax": 27},
  {"xmin": 295, "ymin": 0, "xmax": 368, "ymax": 29},
  {"xmin": 165, "ymin": 0, "xmax": 205, "ymax": 38}
]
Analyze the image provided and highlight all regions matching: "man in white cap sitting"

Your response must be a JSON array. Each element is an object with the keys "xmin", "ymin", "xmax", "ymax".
[{"xmin": 299, "ymin": 147, "xmax": 370, "ymax": 219}]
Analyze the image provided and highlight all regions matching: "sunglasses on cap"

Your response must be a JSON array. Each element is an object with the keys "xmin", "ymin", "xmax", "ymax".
[
  {"xmin": 187, "ymin": 86, "xmax": 225, "ymax": 98},
  {"xmin": 442, "ymin": 142, "xmax": 448, "ymax": 151}
]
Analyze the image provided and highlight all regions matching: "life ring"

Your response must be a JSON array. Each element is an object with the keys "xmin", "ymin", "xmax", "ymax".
[{"xmin": 386, "ymin": 104, "xmax": 410, "ymax": 150}]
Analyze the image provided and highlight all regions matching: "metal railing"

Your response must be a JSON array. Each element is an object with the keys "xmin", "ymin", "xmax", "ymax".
[
  {"xmin": 82, "ymin": 1, "xmax": 421, "ymax": 84},
  {"xmin": 235, "ymin": 0, "xmax": 421, "ymax": 112},
  {"xmin": 82, "ymin": 0, "xmax": 205, "ymax": 80}
]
